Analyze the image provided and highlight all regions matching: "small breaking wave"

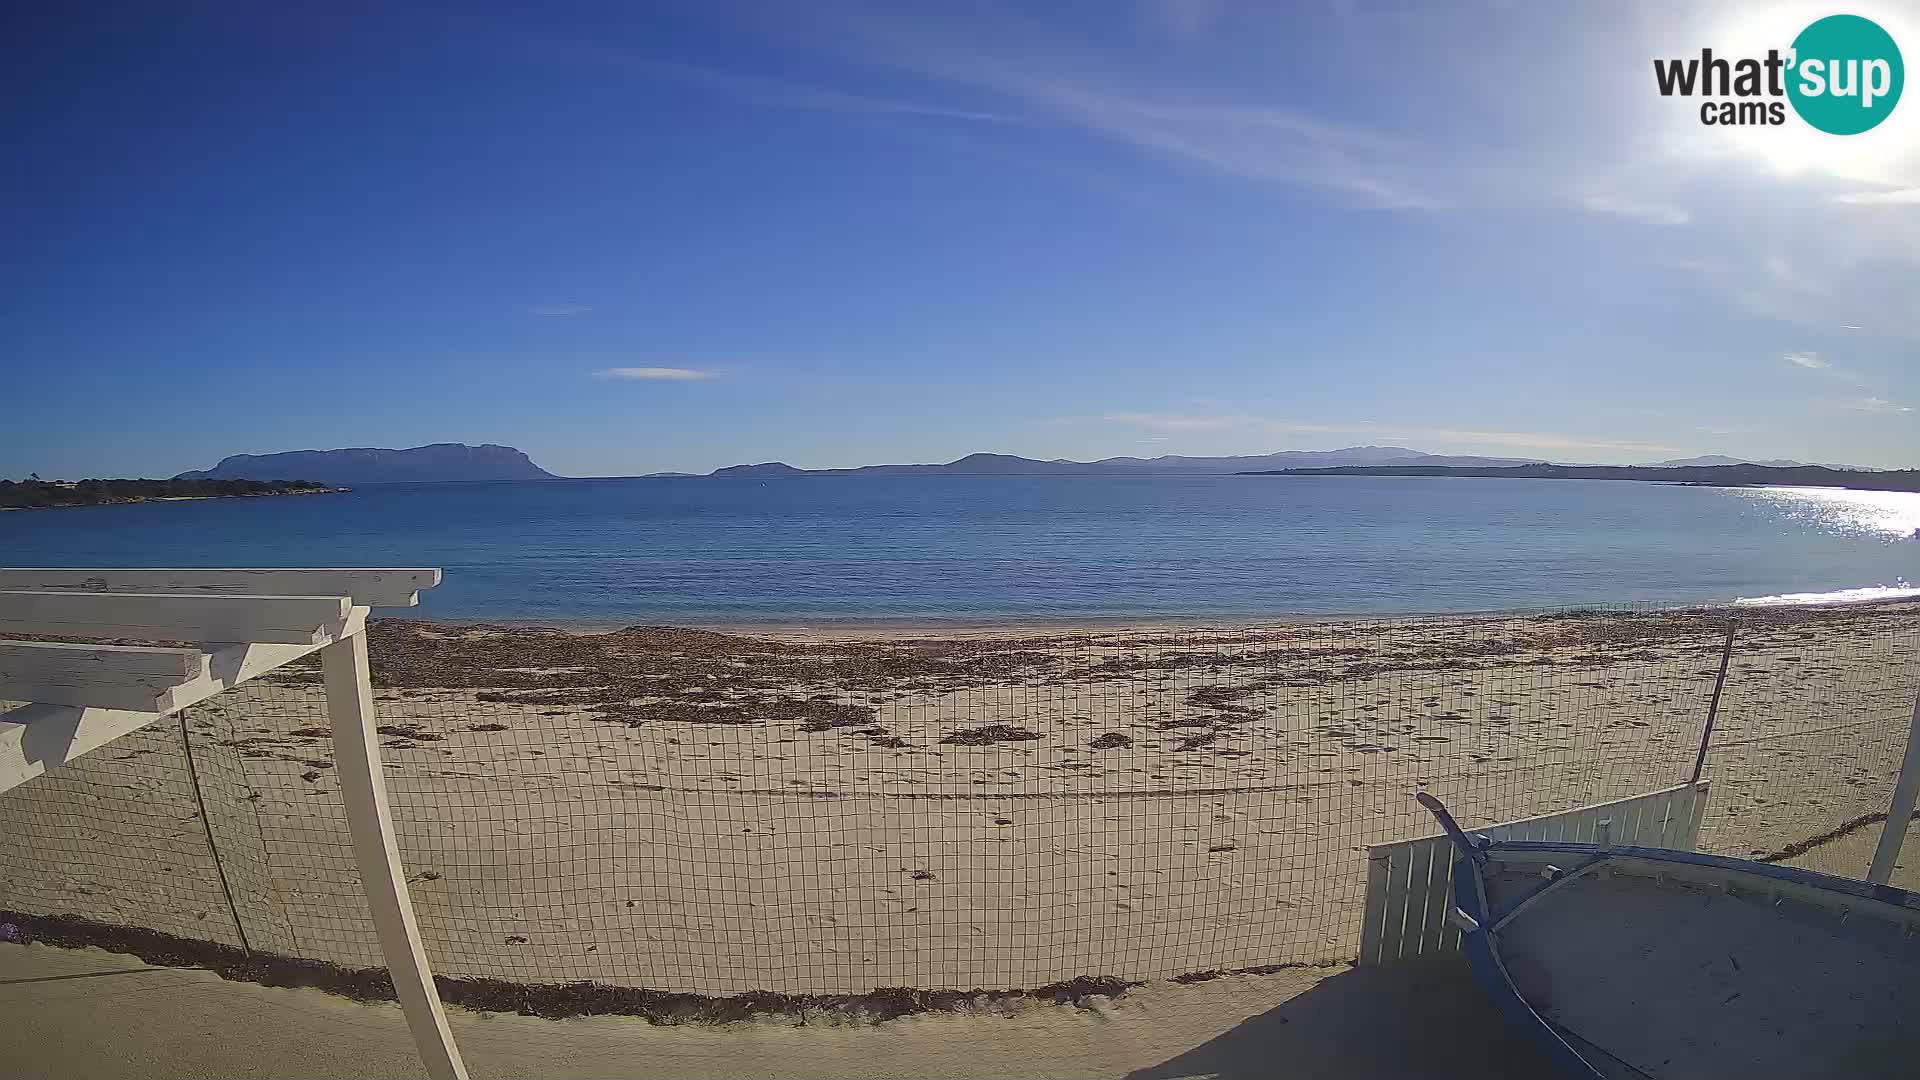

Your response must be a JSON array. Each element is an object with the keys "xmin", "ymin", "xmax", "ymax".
[{"xmin": 1735, "ymin": 582, "xmax": 1920, "ymax": 607}]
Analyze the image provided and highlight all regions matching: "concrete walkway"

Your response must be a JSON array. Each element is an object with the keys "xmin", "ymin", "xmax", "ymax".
[{"xmin": 1, "ymin": 942, "xmax": 1546, "ymax": 1079}]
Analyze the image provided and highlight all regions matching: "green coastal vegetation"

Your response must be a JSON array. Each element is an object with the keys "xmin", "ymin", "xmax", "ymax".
[{"xmin": 0, "ymin": 477, "xmax": 339, "ymax": 510}]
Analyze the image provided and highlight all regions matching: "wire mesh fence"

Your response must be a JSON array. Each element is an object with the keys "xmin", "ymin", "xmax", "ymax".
[
  {"xmin": 0, "ymin": 714, "xmax": 249, "ymax": 949},
  {"xmin": 3, "ymin": 601, "xmax": 1917, "ymax": 1003},
  {"xmin": 1694, "ymin": 605, "xmax": 1920, "ymax": 880}
]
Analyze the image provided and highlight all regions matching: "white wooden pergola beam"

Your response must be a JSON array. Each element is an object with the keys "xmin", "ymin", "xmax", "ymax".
[
  {"xmin": 2, "ymin": 676, "xmax": 202, "ymax": 714},
  {"xmin": 0, "ymin": 617, "xmax": 363, "ymax": 794},
  {"xmin": 0, "ymin": 568, "xmax": 442, "ymax": 609},
  {"xmin": 2, "ymin": 702, "xmax": 172, "ymax": 792},
  {"xmin": 0, "ymin": 641, "xmax": 209, "ymax": 679},
  {"xmin": 0, "ymin": 569, "xmax": 468, "ymax": 1079},
  {"xmin": 323, "ymin": 631, "xmax": 468, "ymax": 1080},
  {"xmin": 0, "ymin": 641, "xmax": 209, "ymax": 712},
  {"xmin": 0, "ymin": 590, "xmax": 354, "ymax": 646}
]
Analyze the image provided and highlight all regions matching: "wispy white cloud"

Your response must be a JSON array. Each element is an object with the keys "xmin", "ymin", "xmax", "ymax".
[
  {"xmin": 1429, "ymin": 429, "xmax": 1679, "ymax": 455},
  {"xmin": 1833, "ymin": 189, "xmax": 1920, "ymax": 206},
  {"xmin": 569, "ymin": 5, "xmax": 1920, "ymax": 354},
  {"xmin": 1262, "ymin": 420, "xmax": 1679, "ymax": 455},
  {"xmin": 1066, "ymin": 101, "xmax": 1442, "ymax": 209},
  {"xmin": 1782, "ymin": 351, "xmax": 1875, "ymax": 388},
  {"xmin": 1761, "ymin": 255, "xmax": 1807, "ymax": 291},
  {"xmin": 595, "ymin": 367, "xmax": 718, "ymax": 381},
  {"xmin": 531, "ymin": 304, "xmax": 592, "ymax": 317},
  {"xmin": 638, "ymin": 6, "xmax": 1831, "ymax": 225},
  {"xmin": 785, "ymin": 8, "xmax": 1446, "ymax": 210},
  {"xmin": 527, "ymin": 37, "xmax": 1228, "ymax": 218},
  {"xmin": 1580, "ymin": 194, "xmax": 1690, "ymax": 226},
  {"xmin": 1834, "ymin": 397, "xmax": 1913, "ymax": 415},
  {"xmin": 1664, "ymin": 253, "xmax": 1920, "ymax": 342},
  {"xmin": 1104, "ymin": 411, "xmax": 1245, "ymax": 432},
  {"xmin": 1142, "ymin": 0, "xmax": 1219, "ymax": 42},
  {"xmin": 1080, "ymin": 411, "xmax": 1678, "ymax": 454},
  {"xmin": 623, "ymin": 57, "xmax": 1017, "ymax": 124}
]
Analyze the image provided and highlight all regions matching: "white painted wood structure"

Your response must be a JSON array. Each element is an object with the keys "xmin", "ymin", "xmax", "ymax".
[
  {"xmin": 0, "ymin": 568, "xmax": 467, "ymax": 1080},
  {"xmin": 1358, "ymin": 782, "xmax": 1711, "ymax": 967}
]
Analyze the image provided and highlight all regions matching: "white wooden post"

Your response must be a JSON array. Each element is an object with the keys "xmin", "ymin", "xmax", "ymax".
[
  {"xmin": 322, "ymin": 629, "xmax": 469, "ymax": 1080},
  {"xmin": 1867, "ymin": 688, "xmax": 1920, "ymax": 885}
]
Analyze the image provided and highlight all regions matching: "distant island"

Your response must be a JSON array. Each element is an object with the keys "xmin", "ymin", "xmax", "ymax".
[
  {"xmin": 1, "ymin": 477, "xmax": 340, "ymax": 510},
  {"xmin": 155, "ymin": 443, "xmax": 1893, "ymax": 487},
  {"xmin": 690, "ymin": 448, "xmax": 1878, "ymax": 478},
  {"xmin": 176, "ymin": 443, "xmax": 557, "ymax": 485},
  {"xmin": 1241, "ymin": 462, "xmax": 1920, "ymax": 493},
  {"xmin": 1637, "ymin": 455, "xmax": 1845, "ymax": 469},
  {"xmin": 703, "ymin": 447, "xmax": 1545, "ymax": 478}
]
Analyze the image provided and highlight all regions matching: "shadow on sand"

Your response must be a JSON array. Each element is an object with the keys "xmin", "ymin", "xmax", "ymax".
[{"xmin": 1126, "ymin": 955, "xmax": 1553, "ymax": 1080}]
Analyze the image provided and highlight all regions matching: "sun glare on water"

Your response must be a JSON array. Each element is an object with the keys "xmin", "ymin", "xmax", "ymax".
[
  {"xmin": 1737, "ymin": 485, "xmax": 1920, "ymax": 538},
  {"xmin": 1730, "ymin": 485, "xmax": 1920, "ymax": 605}
]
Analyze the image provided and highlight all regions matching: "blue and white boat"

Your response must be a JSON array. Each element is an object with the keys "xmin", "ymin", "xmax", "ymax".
[{"xmin": 1418, "ymin": 793, "xmax": 1920, "ymax": 1078}]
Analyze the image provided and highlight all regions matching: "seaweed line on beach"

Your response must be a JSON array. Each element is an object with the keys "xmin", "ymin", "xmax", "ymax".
[
  {"xmin": 221, "ymin": 604, "xmax": 1918, "ymax": 770},
  {"xmin": 1, "ymin": 909, "xmax": 1151, "ymax": 1024}
]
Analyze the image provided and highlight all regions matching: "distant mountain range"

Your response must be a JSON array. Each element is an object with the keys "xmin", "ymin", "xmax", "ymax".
[
  {"xmin": 1247, "ymin": 462, "xmax": 1919, "ymax": 493},
  {"xmin": 170, "ymin": 443, "xmax": 1883, "ymax": 485},
  {"xmin": 706, "ymin": 447, "xmax": 1544, "ymax": 477},
  {"xmin": 1637, "ymin": 455, "xmax": 1863, "ymax": 469},
  {"xmin": 176, "ymin": 443, "xmax": 557, "ymax": 485}
]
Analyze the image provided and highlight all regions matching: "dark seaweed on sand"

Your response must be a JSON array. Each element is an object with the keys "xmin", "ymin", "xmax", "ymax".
[{"xmin": 0, "ymin": 910, "xmax": 1135, "ymax": 1024}]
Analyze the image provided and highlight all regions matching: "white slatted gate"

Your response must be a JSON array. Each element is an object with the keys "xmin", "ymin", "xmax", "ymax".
[{"xmin": 1359, "ymin": 782, "xmax": 1711, "ymax": 967}]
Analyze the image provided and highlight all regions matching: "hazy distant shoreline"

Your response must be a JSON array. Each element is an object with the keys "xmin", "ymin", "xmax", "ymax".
[
  {"xmin": 394, "ymin": 588, "xmax": 1920, "ymax": 638},
  {"xmin": 153, "ymin": 440, "xmax": 1900, "ymax": 488},
  {"xmin": 1246, "ymin": 462, "xmax": 1920, "ymax": 494},
  {"xmin": 0, "ymin": 478, "xmax": 344, "ymax": 511}
]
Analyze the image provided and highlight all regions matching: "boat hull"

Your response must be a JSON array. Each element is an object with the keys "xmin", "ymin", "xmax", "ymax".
[{"xmin": 1446, "ymin": 839, "xmax": 1920, "ymax": 1078}]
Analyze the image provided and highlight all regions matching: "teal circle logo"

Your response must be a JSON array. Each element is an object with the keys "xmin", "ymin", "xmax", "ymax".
[{"xmin": 1787, "ymin": 14, "xmax": 1903, "ymax": 134}]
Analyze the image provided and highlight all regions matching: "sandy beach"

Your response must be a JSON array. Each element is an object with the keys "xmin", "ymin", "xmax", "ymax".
[{"xmin": 3, "ymin": 602, "xmax": 1916, "ymax": 1004}]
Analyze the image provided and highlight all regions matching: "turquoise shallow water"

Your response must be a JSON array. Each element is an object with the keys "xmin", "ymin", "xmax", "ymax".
[{"xmin": 1, "ymin": 475, "xmax": 1915, "ymax": 624}]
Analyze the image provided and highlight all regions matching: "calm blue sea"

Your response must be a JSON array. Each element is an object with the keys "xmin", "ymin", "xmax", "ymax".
[{"xmin": 3, "ymin": 476, "xmax": 1916, "ymax": 624}]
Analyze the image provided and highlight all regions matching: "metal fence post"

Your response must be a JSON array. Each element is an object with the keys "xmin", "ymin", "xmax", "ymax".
[
  {"xmin": 1690, "ymin": 619, "xmax": 1738, "ymax": 784},
  {"xmin": 1867, "ymin": 687, "xmax": 1920, "ymax": 885}
]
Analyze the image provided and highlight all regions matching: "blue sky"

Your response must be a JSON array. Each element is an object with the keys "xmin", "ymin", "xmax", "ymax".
[{"xmin": 4, "ymin": 0, "xmax": 1917, "ymax": 477}]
